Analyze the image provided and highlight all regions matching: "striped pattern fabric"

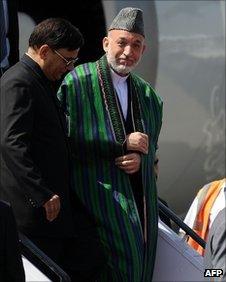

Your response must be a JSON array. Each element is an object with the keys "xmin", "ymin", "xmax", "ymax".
[{"xmin": 58, "ymin": 55, "xmax": 163, "ymax": 281}]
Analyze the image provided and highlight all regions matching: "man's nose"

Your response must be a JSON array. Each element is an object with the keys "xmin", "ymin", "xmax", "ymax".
[{"xmin": 123, "ymin": 45, "xmax": 133, "ymax": 56}]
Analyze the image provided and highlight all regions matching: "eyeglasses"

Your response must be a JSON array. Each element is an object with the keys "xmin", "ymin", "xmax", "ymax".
[{"xmin": 53, "ymin": 49, "xmax": 79, "ymax": 67}]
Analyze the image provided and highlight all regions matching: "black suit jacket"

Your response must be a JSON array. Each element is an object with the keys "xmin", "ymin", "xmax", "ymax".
[
  {"xmin": 0, "ymin": 200, "xmax": 25, "ymax": 282},
  {"xmin": 0, "ymin": 55, "xmax": 92, "ymax": 237}
]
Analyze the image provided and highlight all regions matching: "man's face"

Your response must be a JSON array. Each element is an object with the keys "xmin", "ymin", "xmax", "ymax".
[
  {"xmin": 43, "ymin": 48, "xmax": 79, "ymax": 81},
  {"xmin": 103, "ymin": 30, "xmax": 146, "ymax": 75}
]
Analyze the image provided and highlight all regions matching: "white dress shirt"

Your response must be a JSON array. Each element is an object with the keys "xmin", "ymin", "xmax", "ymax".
[{"xmin": 110, "ymin": 69, "xmax": 129, "ymax": 119}]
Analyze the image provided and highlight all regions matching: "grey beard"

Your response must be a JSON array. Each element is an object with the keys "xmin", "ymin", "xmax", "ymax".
[
  {"xmin": 106, "ymin": 53, "xmax": 138, "ymax": 75},
  {"xmin": 110, "ymin": 61, "xmax": 134, "ymax": 75}
]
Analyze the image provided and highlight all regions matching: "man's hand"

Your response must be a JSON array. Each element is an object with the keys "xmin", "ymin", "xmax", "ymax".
[
  {"xmin": 43, "ymin": 194, "xmax": 60, "ymax": 222},
  {"xmin": 115, "ymin": 153, "xmax": 141, "ymax": 174},
  {"xmin": 126, "ymin": 132, "xmax": 149, "ymax": 154}
]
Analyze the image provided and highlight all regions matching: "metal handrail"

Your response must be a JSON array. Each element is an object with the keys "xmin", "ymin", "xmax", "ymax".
[
  {"xmin": 158, "ymin": 200, "xmax": 206, "ymax": 249},
  {"xmin": 19, "ymin": 233, "xmax": 71, "ymax": 282}
]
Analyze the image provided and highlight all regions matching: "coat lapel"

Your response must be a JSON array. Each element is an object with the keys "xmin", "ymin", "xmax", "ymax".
[{"xmin": 96, "ymin": 55, "xmax": 144, "ymax": 144}]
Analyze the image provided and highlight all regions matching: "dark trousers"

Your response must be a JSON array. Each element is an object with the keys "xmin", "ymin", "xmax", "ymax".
[{"xmin": 30, "ymin": 228, "xmax": 107, "ymax": 282}]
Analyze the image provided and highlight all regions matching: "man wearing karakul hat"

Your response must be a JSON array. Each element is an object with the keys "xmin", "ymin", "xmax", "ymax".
[{"xmin": 58, "ymin": 7, "xmax": 163, "ymax": 281}]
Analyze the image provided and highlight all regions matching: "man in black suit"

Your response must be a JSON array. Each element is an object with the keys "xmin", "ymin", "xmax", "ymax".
[
  {"xmin": 204, "ymin": 206, "xmax": 226, "ymax": 281},
  {"xmin": 0, "ymin": 200, "xmax": 25, "ymax": 282},
  {"xmin": 0, "ymin": 18, "xmax": 106, "ymax": 281}
]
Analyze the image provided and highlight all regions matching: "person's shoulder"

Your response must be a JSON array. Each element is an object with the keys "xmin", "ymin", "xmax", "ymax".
[
  {"xmin": 198, "ymin": 178, "xmax": 225, "ymax": 195},
  {"xmin": 131, "ymin": 73, "xmax": 159, "ymax": 93},
  {"xmin": 66, "ymin": 61, "xmax": 96, "ymax": 80},
  {"xmin": 1, "ymin": 61, "xmax": 20, "ymax": 80},
  {"xmin": 130, "ymin": 72, "xmax": 150, "ymax": 87},
  {"xmin": 208, "ymin": 178, "xmax": 225, "ymax": 188},
  {"xmin": 131, "ymin": 73, "xmax": 163, "ymax": 104},
  {"xmin": 1, "ymin": 60, "xmax": 31, "ymax": 84}
]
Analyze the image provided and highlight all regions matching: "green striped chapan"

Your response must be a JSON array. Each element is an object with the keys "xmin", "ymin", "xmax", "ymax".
[{"xmin": 58, "ymin": 55, "xmax": 163, "ymax": 281}]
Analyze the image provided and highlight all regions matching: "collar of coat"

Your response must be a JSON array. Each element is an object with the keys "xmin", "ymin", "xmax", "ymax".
[{"xmin": 96, "ymin": 55, "xmax": 144, "ymax": 144}]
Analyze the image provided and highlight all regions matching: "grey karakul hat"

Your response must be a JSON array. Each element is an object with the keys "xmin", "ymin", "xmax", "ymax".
[{"xmin": 108, "ymin": 7, "xmax": 145, "ymax": 37}]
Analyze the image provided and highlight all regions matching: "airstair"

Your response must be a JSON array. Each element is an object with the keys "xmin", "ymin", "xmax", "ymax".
[{"xmin": 21, "ymin": 202, "xmax": 205, "ymax": 281}]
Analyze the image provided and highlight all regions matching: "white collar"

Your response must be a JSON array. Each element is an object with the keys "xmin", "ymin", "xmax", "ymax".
[{"xmin": 110, "ymin": 68, "xmax": 129, "ymax": 85}]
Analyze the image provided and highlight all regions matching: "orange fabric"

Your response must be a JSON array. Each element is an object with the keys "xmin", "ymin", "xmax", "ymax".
[{"xmin": 187, "ymin": 179, "xmax": 224, "ymax": 256}]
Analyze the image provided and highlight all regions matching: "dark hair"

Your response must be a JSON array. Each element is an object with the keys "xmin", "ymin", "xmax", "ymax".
[{"xmin": 29, "ymin": 18, "xmax": 84, "ymax": 50}]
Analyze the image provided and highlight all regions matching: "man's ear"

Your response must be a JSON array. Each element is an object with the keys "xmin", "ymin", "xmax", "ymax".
[
  {"xmin": 141, "ymin": 44, "xmax": 146, "ymax": 55},
  {"xmin": 39, "ymin": 44, "xmax": 51, "ymax": 59},
  {"xmin": 102, "ymin": 37, "xmax": 109, "ymax": 53}
]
